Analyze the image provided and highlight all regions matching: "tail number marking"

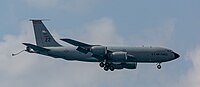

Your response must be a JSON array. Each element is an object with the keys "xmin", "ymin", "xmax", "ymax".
[{"xmin": 45, "ymin": 37, "xmax": 51, "ymax": 42}]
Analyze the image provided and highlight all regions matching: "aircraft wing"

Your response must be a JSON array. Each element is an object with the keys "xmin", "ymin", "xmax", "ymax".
[
  {"xmin": 60, "ymin": 38, "xmax": 97, "ymax": 54},
  {"xmin": 60, "ymin": 38, "xmax": 92, "ymax": 47},
  {"xmin": 60, "ymin": 38, "xmax": 136, "ymax": 61},
  {"xmin": 23, "ymin": 43, "xmax": 50, "ymax": 52}
]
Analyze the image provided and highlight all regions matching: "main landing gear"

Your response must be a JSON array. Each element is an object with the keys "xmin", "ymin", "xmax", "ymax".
[
  {"xmin": 156, "ymin": 63, "xmax": 161, "ymax": 69},
  {"xmin": 99, "ymin": 62, "xmax": 115, "ymax": 71},
  {"xmin": 99, "ymin": 62, "xmax": 104, "ymax": 67}
]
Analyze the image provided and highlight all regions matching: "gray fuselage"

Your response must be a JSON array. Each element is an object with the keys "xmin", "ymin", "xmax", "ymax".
[{"xmin": 37, "ymin": 46, "xmax": 179, "ymax": 63}]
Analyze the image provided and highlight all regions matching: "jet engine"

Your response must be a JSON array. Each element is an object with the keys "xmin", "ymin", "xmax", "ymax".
[
  {"xmin": 110, "ymin": 52, "xmax": 127, "ymax": 62},
  {"xmin": 112, "ymin": 62, "xmax": 137, "ymax": 69},
  {"xmin": 122, "ymin": 62, "xmax": 137, "ymax": 69},
  {"xmin": 91, "ymin": 46, "xmax": 107, "ymax": 55}
]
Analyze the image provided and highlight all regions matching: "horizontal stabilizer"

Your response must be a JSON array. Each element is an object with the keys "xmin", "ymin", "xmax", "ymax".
[{"xmin": 22, "ymin": 43, "xmax": 50, "ymax": 52}]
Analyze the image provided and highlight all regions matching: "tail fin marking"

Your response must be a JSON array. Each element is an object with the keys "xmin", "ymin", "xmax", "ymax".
[{"xmin": 31, "ymin": 20, "xmax": 61, "ymax": 47}]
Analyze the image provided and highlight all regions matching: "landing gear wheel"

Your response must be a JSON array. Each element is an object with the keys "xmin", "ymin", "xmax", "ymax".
[
  {"xmin": 99, "ymin": 62, "xmax": 104, "ymax": 68},
  {"xmin": 104, "ymin": 67, "xmax": 109, "ymax": 71},
  {"xmin": 157, "ymin": 65, "xmax": 161, "ymax": 69},
  {"xmin": 105, "ymin": 62, "xmax": 110, "ymax": 67},
  {"xmin": 109, "ymin": 66, "xmax": 115, "ymax": 71}
]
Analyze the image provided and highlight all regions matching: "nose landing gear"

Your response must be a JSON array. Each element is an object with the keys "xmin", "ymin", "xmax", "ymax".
[{"xmin": 156, "ymin": 63, "xmax": 161, "ymax": 69}]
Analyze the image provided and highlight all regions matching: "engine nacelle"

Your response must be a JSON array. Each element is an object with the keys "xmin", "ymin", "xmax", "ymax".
[
  {"xmin": 112, "ymin": 62, "xmax": 137, "ymax": 70},
  {"xmin": 123, "ymin": 62, "xmax": 137, "ymax": 69},
  {"xmin": 110, "ymin": 52, "xmax": 127, "ymax": 62},
  {"xmin": 112, "ymin": 64, "xmax": 123, "ymax": 70},
  {"xmin": 91, "ymin": 46, "xmax": 107, "ymax": 55}
]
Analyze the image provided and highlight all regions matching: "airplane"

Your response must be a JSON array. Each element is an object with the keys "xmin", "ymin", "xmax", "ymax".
[{"xmin": 13, "ymin": 20, "xmax": 180, "ymax": 71}]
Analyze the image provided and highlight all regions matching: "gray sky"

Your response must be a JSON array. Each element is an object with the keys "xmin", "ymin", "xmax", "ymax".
[{"xmin": 0, "ymin": 0, "xmax": 200, "ymax": 87}]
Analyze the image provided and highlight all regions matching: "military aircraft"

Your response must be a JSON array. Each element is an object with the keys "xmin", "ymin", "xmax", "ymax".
[{"xmin": 13, "ymin": 20, "xmax": 180, "ymax": 71}]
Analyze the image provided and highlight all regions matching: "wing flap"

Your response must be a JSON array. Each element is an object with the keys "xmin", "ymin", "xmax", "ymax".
[
  {"xmin": 60, "ymin": 38, "xmax": 106, "ymax": 60},
  {"xmin": 76, "ymin": 47, "xmax": 89, "ymax": 54}
]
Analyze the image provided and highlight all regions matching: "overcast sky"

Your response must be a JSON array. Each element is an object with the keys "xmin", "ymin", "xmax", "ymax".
[{"xmin": 0, "ymin": 0, "xmax": 200, "ymax": 87}]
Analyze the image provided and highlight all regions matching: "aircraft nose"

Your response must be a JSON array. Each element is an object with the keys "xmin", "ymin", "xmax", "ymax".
[{"xmin": 172, "ymin": 52, "xmax": 180, "ymax": 59}]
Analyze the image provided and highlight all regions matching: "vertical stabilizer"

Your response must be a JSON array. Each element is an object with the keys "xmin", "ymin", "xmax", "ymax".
[{"xmin": 30, "ymin": 20, "xmax": 61, "ymax": 47}]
